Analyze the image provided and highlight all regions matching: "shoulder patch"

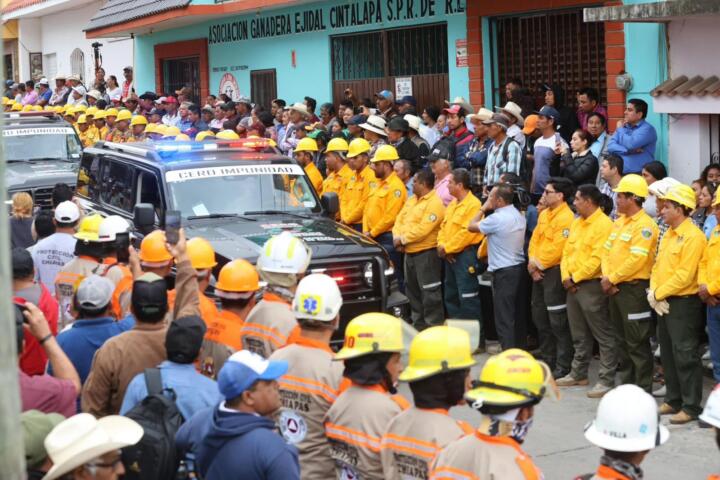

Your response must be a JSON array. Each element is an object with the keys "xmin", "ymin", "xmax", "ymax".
[
  {"xmin": 641, "ymin": 228, "xmax": 652, "ymax": 239},
  {"xmin": 715, "ymin": 230, "xmax": 720, "ymax": 237},
  {"xmin": 429, "ymin": 213, "xmax": 437, "ymax": 222},
  {"xmin": 562, "ymin": 228, "xmax": 570, "ymax": 238},
  {"xmin": 394, "ymin": 190, "xmax": 402, "ymax": 198}
]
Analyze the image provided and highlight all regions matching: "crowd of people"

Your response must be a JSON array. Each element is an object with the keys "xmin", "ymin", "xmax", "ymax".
[{"xmin": 7, "ymin": 72, "xmax": 720, "ymax": 480}]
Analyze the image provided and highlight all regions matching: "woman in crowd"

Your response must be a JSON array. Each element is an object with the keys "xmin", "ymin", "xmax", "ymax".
[
  {"xmin": 641, "ymin": 160, "xmax": 667, "ymax": 218},
  {"xmin": 10, "ymin": 192, "xmax": 35, "ymax": 249},
  {"xmin": 106, "ymin": 75, "xmax": 122, "ymax": 103},
  {"xmin": 560, "ymin": 129, "xmax": 598, "ymax": 187}
]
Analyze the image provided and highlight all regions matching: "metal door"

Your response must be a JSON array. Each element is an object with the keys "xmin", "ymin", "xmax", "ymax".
[
  {"xmin": 162, "ymin": 56, "xmax": 200, "ymax": 103},
  {"xmin": 250, "ymin": 69, "xmax": 277, "ymax": 110}
]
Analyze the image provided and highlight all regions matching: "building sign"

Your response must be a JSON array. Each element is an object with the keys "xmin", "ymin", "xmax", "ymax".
[
  {"xmin": 208, "ymin": 0, "xmax": 466, "ymax": 45},
  {"xmin": 455, "ymin": 39, "xmax": 467, "ymax": 67},
  {"xmin": 218, "ymin": 73, "xmax": 240, "ymax": 100},
  {"xmin": 395, "ymin": 77, "xmax": 412, "ymax": 98}
]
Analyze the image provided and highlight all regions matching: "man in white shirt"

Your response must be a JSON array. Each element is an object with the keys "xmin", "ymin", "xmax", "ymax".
[{"xmin": 32, "ymin": 201, "xmax": 79, "ymax": 289}]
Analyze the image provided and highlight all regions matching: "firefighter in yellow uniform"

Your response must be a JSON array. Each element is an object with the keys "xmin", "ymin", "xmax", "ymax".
[
  {"xmin": 93, "ymin": 109, "xmax": 109, "ymax": 140},
  {"xmin": 650, "ymin": 184, "xmax": 707, "ymax": 424},
  {"xmin": 430, "ymin": 349, "xmax": 552, "ymax": 480},
  {"xmin": 109, "ymin": 109, "xmax": 133, "ymax": 143},
  {"xmin": 699, "ymin": 189, "xmax": 720, "ymax": 384},
  {"xmin": 129, "ymin": 115, "xmax": 148, "ymax": 142},
  {"xmin": 363, "ymin": 144, "xmax": 407, "ymax": 286},
  {"xmin": 76, "ymin": 115, "xmax": 96, "ymax": 148},
  {"xmin": 528, "ymin": 177, "xmax": 576, "ymax": 379},
  {"xmin": 341, "ymin": 138, "xmax": 376, "ymax": 230},
  {"xmin": 270, "ymin": 274, "xmax": 348, "ymax": 480},
  {"xmin": 392, "ymin": 169, "xmax": 445, "ymax": 329},
  {"xmin": 325, "ymin": 312, "xmax": 410, "ymax": 480},
  {"xmin": 600, "ymin": 174, "xmax": 658, "ymax": 393},
  {"xmin": 104, "ymin": 108, "xmax": 119, "ymax": 140},
  {"xmin": 321, "ymin": 137, "xmax": 353, "ymax": 219},
  {"xmin": 85, "ymin": 106, "xmax": 98, "ymax": 138},
  {"xmin": 294, "ymin": 137, "xmax": 324, "ymax": 195},
  {"xmin": 381, "ymin": 326, "xmax": 476, "ymax": 480}
]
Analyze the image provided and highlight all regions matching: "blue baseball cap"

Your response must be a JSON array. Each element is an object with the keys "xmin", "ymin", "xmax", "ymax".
[
  {"xmin": 535, "ymin": 106, "xmax": 560, "ymax": 123},
  {"xmin": 396, "ymin": 95, "xmax": 416, "ymax": 107},
  {"xmin": 375, "ymin": 90, "xmax": 394, "ymax": 101},
  {"xmin": 217, "ymin": 350, "xmax": 288, "ymax": 400}
]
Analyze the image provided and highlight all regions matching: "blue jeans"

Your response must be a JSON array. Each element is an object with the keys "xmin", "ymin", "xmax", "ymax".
[{"xmin": 708, "ymin": 304, "xmax": 720, "ymax": 382}]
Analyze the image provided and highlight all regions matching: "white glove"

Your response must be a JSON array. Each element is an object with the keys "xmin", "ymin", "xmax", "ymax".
[
  {"xmin": 646, "ymin": 289, "xmax": 658, "ymax": 310},
  {"xmin": 655, "ymin": 300, "xmax": 670, "ymax": 316}
]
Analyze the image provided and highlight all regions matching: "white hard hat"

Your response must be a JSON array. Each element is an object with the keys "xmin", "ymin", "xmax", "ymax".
[
  {"xmin": 256, "ymin": 232, "xmax": 311, "ymax": 274},
  {"xmin": 584, "ymin": 384, "xmax": 669, "ymax": 452},
  {"xmin": 97, "ymin": 215, "xmax": 130, "ymax": 243},
  {"xmin": 700, "ymin": 385, "xmax": 720, "ymax": 429},
  {"xmin": 292, "ymin": 273, "xmax": 342, "ymax": 322},
  {"xmin": 648, "ymin": 177, "xmax": 680, "ymax": 198}
]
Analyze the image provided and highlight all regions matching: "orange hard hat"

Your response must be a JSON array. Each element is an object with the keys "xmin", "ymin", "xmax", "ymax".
[
  {"xmin": 215, "ymin": 259, "xmax": 259, "ymax": 298},
  {"xmin": 138, "ymin": 230, "xmax": 173, "ymax": 265},
  {"xmin": 187, "ymin": 237, "xmax": 217, "ymax": 270}
]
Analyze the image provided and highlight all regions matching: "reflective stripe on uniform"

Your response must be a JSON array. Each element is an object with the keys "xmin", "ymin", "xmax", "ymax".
[
  {"xmin": 629, "ymin": 246, "xmax": 649, "ymax": 256},
  {"xmin": 325, "ymin": 422, "xmax": 382, "ymax": 452},
  {"xmin": 461, "ymin": 291, "xmax": 479, "ymax": 298},
  {"xmin": 239, "ymin": 322, "xmax": 287, "ymax": 347},
  {"xmin": 628, "ymin": 311, "xmax": 652, "ymax": 321},
  {"xmin": 380, "ymin": 433, "xmax": 438, "ymax": 460},
  {"xmin": 279, "ymin": 374, "xmax": 339, "ymax": 404},
  {"xmin": 423, "ymin": 281, "xmax": 442, "ymax": 290},
  {"xmin": 429, "ymin": 466, "xmax": 479, "ymax": 480},
  {"xmin": 546, "ymin": 304, "xmax": 567, "ymax": 312}
]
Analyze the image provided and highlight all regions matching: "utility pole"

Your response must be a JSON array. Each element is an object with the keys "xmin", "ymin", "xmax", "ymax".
[{"xmin": 0, "ymin": 45, "xmax": 25, "ymax": 477}]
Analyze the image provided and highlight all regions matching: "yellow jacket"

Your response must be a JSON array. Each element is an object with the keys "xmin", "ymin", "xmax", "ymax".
[
  {"xmin": 342, "ymin": 166, "xmax": 376, "ymax": 225},
  {"xmin": 601, "ymin": 210, "xmax": 658, "ymax": 285},
  {"xmin": 363, "ymin": 171, "xmax": 407, "ymax": 237},
  {"xmin": 561, "ymin": 208, "xmax": 613, "ymax": 283},
  {"xmin": 698, "ymin": 225, "xmax": 720, "ymax": 296},
  {"xmin": 650, "ymin": 218, "xmax": 707, "ymax": 300},
  {"xmin": 528, "ymin": 203, "xmax": 574, "ymax": 270},
  {"xmin": 437, "ymin": 192, "xmax": 483, "ymax": 255},
  {"xmin": 322, "ymin": 164, "xmax": 352, "ymax": 199},
  {"xmin": 109, "ymin": 129, "xmax": 131, "ymax": 143},
  {"xmin": 305, "ymin": 162, "xmax": 324, "ymax": 195},
  {"xmin": 97, "ymin": 125, "xmax": 108, "ymax": 140},
  {"xmin": 392, "ymin": 190, "xmax": 445, "ymax": 253},
  {"xmin": 79, "ymin": 128, "xmax": 98, "ymax": 148}
]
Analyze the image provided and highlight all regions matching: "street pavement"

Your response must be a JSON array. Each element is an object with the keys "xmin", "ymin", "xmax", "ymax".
[{"xmin": 396, "ymin": 349, "xmax": 718, "ymax": 479}]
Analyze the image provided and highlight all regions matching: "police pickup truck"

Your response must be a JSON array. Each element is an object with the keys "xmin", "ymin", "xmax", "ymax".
[
  {"xmin": 75, "ymin": 138, "xmax": 407, "ymax": 333},
  {"xmin": 4, "ymin": 113, "xmax": 82, "ymax": 208}
]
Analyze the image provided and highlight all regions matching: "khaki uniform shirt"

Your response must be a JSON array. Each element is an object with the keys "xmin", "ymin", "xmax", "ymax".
[
  {"xmin": 81, "ymin": 259, "xmax": 200, "ymax": 417},
  {"xmin": 325, "ymin": 384, "xmax": 410, "ymax": 480},
  {"xmin": 381, "ymin": 408, "xmax": 473, "ymax": 480},
  {"xmin": 238, "ymin": 292, "xmax": 298, "ymax": 358},
  {"xmin": 270, "ymin": 336, "xmax": 348, "ymax": 480}
]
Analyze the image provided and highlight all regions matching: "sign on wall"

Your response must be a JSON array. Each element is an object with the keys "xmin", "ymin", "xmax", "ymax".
[
  {"xmin": 395, "ymin": 77, "xmax": 412, "ymax": 98},
  {"xmin": 455, "ymin": 39, "xmax": 467, "ymax": 67},
  {"xmin": 218, "ymin": 73, "xmax": 240, "ymax": 100}
]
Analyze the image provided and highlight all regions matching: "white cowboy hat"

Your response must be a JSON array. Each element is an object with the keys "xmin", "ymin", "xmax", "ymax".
[
  {"xmin": 444, "ymin": 96, "xmax": 474, "ymax": 115},
  {"xmin": 495, "ymin": 101, "xmax": 524, "ymax": 126},
  {"xmin": 467, "ymin": 107, "xmax": 494, "ymax": 123},
  {"xmin": 404, "ymin": 114, "xmax": 422, "ymax": 132},
  {"xmin": 359, "ymin": 114, "xmax": 387, "ymax": 136},
  {"xmin": 288, "ymin": 102, "xmax": 310, "ymax": 118},
  {"xmin": 43, "ymin": 414, "xmax": 143, "ymax": 480}
]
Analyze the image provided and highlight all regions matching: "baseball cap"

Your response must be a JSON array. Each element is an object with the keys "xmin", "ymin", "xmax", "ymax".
[
  {"xmin": 347, "ymin": 114, "xmax": 367, "ymax": 126},
  {"xmin": 218, "ymin": 350, "xmax": 288, "ymax": 400},
  {"xmin": 426, "ymin": 144, "xmax": 452, "ymax": 163},
  {"xmin": 163, "ymin": 96, "xmax": 178, "ymax": 105},
  {"xmin": 72, "ymin": 85, "xmax": 87, "ymax": 96},
  {"xmin": 396, "ymin": 95, "xmax": 417, "ymax": 106},
  {"xmin": 123, "ymin": 66, "xmax": 133, "ymax": 72},
  {"xmin": 443, "ymin": 104, "xmax": 464, "ymax": 115},
  {"xmin": 522, "ymin": 114, "xmax": 540, "ymax": 135},
  {"xmin": 482, "ymin": 113, "xmax": 511, "ymax": 130},
  {"xmin": 535, "ymin": 105, "xmax": 560, "ymax": 123},
  {"xmin": 38, "ymin": 78, "xmax": 49, "ymax": 86},
  {"xmin": 387, "ymin": 116, "xmax": 409, "ymax": 132},
  {"xmin": 375, "ymin": 90, "xmax": 394, "ymax": 101},
  {"xmin": 22, "ymin": 410, "xmax": 65, "ymax": 469},
  {"xmin": 166, "ymin": 315, "xmax": 206, "ymax": 364},
  {"xmin": 155, "ymin": 96, "xmax": 167, "ymax": 105},
  {"xmin": 54, "ymin": 201, "xmax": 80, "ymax": 223},
  {"xmin": 76, "ymin": 275, "xmax": 114, "ymax": 310},
  {"xmin": 139, "ymin": 91, "xmax": 158, "ymax": 101},
  {"xmin": 12, "ymin": 247, "xmax": 34, "ymax": 279},
  {"xmin": 131, "ymin": 272, "xmax": 168, "ymax": 321}
]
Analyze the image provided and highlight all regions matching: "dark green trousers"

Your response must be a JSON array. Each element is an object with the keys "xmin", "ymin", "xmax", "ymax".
[{"xmin": 404, "ymin": 248, "xmax": 444, "ymax": 329}]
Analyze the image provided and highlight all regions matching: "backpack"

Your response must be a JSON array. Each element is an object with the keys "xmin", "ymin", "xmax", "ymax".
[
  {"xmin": 498, "ymin": 137, "xmax": 529, "ymax": 183},
  {"xmin": 122, "ymin": 368, "xmax": 185, "ymax": 480}
]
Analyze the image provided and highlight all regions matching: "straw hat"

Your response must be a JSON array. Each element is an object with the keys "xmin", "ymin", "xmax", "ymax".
[
  {"xmin": 288, "ymin": 102, "xmax": 310, "ymax": 118},
  {"xmin": 467, "ymin": 107, "xmax": 494, "ymax": 123}
]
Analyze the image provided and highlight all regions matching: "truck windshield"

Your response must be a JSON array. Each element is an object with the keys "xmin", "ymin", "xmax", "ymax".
[
  {"xmin": 165, "ymin": 163, "xmax": 320, "ymax": 218},
  {"xmin": 2, "ymin": 127, "xmax": 82, "ymax": 161}
]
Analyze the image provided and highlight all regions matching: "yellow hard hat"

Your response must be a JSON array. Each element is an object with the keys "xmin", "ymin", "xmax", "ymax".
[
  {"xmin": 74, "ymin": 214, "xmax": 104, "ymax": 241},
  {"xmin": 215, "ymin": 259, "xmax": 260, "ymax": 298},
  {"xmin": 613, "ymin": 173, "xmax": 649, "ymax": 198},
  {"xmin": 116, "ymin": 110, "xmax": 132, "ymax": 122},
  {"xmin": 32, "ymin": 105, "xmax": 43, "ymax": 112},
  {"xmin": 144, "ymin": 123, "xmax": 157, "ymax": 134},
  {"xmin": 138, "ymin": 230, "xmax": 173, "ymax": 265},
  {"xmin": 175, "ymin": 133, "xmax": 191, "ymax": 141},
  {"xmin": 186, "ymin": 237, "xmax": 217, "ymax": 270},
  {"xmin": 399, "ymin": 326, "xmax": 476, "ymax": 382},
  {"xmin": 295, "ymin": 137, "xmax": 319, "ymax": 153},
  {"xmin": 335, "ymin": 312, "xmax": 406, "ymax": 360},
  {"xmin": 93, "ymin": 110, "xmax": 106, "ymax": 120},
  {"xmin": 73, "ymin": 105, "xmax": 87, "ymax": 114},
  {"xmin": 53, "ymin": 106, "xmax": 63, "ymax": 113},
  {"xmin": 155, "ymin": 124, "xmax": 168, "ymax": 136},
  {"xmin": 663, "ymin": 184, "xmax": 697, "ymax": 210},
  {"xmin": 130, "ymin": 115, "xmax": 147, "ymax": 126},
  {"xmin": 325, "ymin": 137, "xmax": 349, "ymax": 153},
  {"xmin": 347, "ymin": 138, "xmax": 371, "ymax": 158},
  {"xmin": 465, "ymin": 349, "xmax": 549, "ymax": 408},
  {"xmin": 216, "ymin": 129, "xmax": 240, "ymax": 140},
  {"xmin": 195, "ymin": 131, "xmax": 215, "ymax": 141},
  {"xmin": 713, "ymin": 188, "xmax": 720, "ymax": 207},
  {"xmin": 11, "ymin": 103, "xmax": 22, "ymax": 111},
  {"xmin": 86, "ymin": 106, "xmax": 98, "ymax": 117},
  {"xmin": 105, "ymin": 108, "xmax": 119, "ymax": 117},
  {"xmin": 22, "ymin": 105, "xmax": 33, "ymax": 112},
  {"xmin": 76, "ymin": 114, "xmax": 87, "ymax": 124},
  {"xmin": 371, "ymin": 144, "xmax": 399, "ymax": 163},
  {"xmin": 162, "ymin": 126, "xmax": 181, "ymax": 138}
]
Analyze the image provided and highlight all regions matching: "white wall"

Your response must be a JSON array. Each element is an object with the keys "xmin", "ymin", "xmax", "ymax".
[
  {"xmin": 667, "ymin": 114, "xmax": 709, "ymax": 184},
  {"xmin": 15, "ymin": 1, "xmax": 132, "ymax": 83}
]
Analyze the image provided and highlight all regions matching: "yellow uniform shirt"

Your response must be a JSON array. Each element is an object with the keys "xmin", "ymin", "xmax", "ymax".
[
  {"xmin": 322, "ymin": 164, "xmax": 352, "ymax": 198},
  {"xmin": 392, "ymin": 190, "xmax": 445, "ymax": 253},
  {"xmin": 528, "ymin": 203, "xmax": 574, "ymax": 270},
  {"xmin": 363, "ymin": 171, "xmax": 407, "ymax": 237},
  {"xmin": 650, "ymin": 218, "xmax": 707, "ymax": 300},
  {"xmin": 97, "ymin": 125, "xmax": 109, "ymax": 140},
  {"xmin": 436, "ymin": 192, "xmax": 483, "ymax": 255},
  {"xmin": 109, "ymin": 129, "xmax": 131, "ymax": 143},
  {"xmin": 561, "ymin": 208, "xmax": 613, "ymax": 283},
  {"xmin": 342, "ymin": 166, "xmax": 376, "ymax": 225},
  {"xmin": 601, "ymin": 210, "xmax": 658, "ymax": 285},
  {"xmin": 699, "ymin": 225, "xmax": 720, "ymax": 296},
  {"xmin": 304, "ymin": 162, "xmax": 324, "ymax": 195}
]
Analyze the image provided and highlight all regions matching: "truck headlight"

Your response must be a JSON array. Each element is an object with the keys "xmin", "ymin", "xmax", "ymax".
[{"xmin": 363, "ymin": 262, "xmax": 373, "ymax": 287}]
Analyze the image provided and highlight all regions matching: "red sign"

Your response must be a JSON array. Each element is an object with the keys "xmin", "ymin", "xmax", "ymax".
[{"xmin": 455, "ymin": 39, "xmax": 468, "ymax": 68}]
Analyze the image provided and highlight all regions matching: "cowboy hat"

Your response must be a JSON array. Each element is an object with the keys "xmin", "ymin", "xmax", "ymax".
[
  {"xmin": 444, "ymin": 96, "xmax": 473, "ymax": 115},
  {"xmin": 288, "ymin": 102, "xmax": 310, "ymax": 118},
  {"xmin": 496, "ymin": 101, "xmax": 524, "ymax": 126},
  {"xmin": 43, "ymin": 413, "xmax": 143, "ymax": 480},
  {"xmin": 467, "ymin": 107, "xmax": 494, "ymax": 123},
  {"xmin": 359, "ymin": 114, "xmax": 387, "ymax": 136}
]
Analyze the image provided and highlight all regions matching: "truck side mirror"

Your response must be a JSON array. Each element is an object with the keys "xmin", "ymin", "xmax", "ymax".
[
  {"xmin": 321, "ymin": 192, "xmax": 339, "ymax": 217},
  {"xmin": 133, "ymin": 203, "xmax": 155, "ymax": 234}
]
